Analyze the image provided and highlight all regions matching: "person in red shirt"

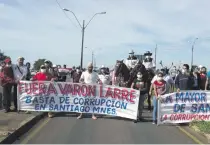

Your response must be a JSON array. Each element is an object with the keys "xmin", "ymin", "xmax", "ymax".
[
  {"xmin": 31, "ymin": 65, "xmax": 55, "ymax": 118},
  {"xmin": 152, "ymin": 71, "xmax": 167, "ymax": 124},
  {"xmin": 199, "ymin": 67, "xmax": 208, "ymax": 90},
  {"xmin": 1, "ymin": 58, "xmax": 14, "ymax": 113},
  {"xmin": 32, "ymin": 65, "xmax": 54, "ymax": 81}
]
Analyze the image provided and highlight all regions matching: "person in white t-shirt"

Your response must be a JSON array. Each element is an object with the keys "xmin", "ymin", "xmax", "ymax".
[
  {"xmin": 78, "ymin": 62, "xmax": 101, "ymax": 120},
  {"xmin": 98, "ymin": 66, "xmax": 111, "ymax": 85},
  {"xmin": 12, "ymin": 57, "xmax": 28, "ymax": 111},
  {"xmin": 149, "ymin": 69, "xmax": 174, "ymax": 95}
]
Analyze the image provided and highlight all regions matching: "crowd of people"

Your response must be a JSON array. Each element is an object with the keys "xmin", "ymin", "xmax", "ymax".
[
  {"xmin": 0, "ymin": 55, "xmax": 210, "ymax": 123},
  {"xmin": 135, "ymin": 63, "xmax": 210, "ymax": 124}
]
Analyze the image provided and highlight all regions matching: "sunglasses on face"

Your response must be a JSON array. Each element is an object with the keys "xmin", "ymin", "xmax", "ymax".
[{"xmin": 41, "ymin": 67, "xmax": 46, "ymax": 69}]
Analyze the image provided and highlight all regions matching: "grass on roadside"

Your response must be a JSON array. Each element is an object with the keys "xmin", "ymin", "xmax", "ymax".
[{"xmin": 190, "ymin": 120, "xmax": 210, "ymax": 134}]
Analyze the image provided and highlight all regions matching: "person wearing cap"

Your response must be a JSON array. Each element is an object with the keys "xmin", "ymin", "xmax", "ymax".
[
  {"xmin": 31, "ymin": 65, "xmax": 55, "ymax": 118},
  {"xmin": 1, "ymin": 58, "xmax": 14, "ymax": 113},
  {"xmin": 127, "ymin": 50, "xmax": 137, "ymax": 60},
  {"xmin": 78, "ymin": 62, "xmax": 101, "ymax": 120},
  {"xmin": 143, "ymin": 51, "xmax": 156, "ymax": 71},
  {"xmin": 12, "ymin": 56, "xmax": 28, "ymax": 111},
  {"xmin": 125, "ymin": 50, "xmax": 138, "ymax": 72},
  {"xmin": 98, "ymin": 65, "xmax": 111, "ymax": 85}
]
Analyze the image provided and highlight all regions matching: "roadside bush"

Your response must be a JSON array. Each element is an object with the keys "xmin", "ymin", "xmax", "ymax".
[{"xmin": 190, "ymin": 120, "xmax": 210, "ymax": 134}]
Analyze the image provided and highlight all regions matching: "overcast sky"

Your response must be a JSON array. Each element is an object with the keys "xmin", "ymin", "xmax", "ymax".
[{"xmin": 0, "ymin": 0, "xmax": 210, "ymax": 68}]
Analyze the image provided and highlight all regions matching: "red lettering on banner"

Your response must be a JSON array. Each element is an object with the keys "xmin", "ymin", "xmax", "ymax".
[
  {"xmin": 121, "ymin": 89, "xmax": 129, "ymax": 101},
  {"xmin": 163, "ymin": 115, "xmax": 167, "ymax": 120},
  {"xmin": 88, "ymin": 85, "xmax": 96, "ymax": 97},
  {"xmin": 129, "ymin": 90, "xmax": 136, "ymax": 103},
  {"xmin": 169, "ymin": 114, "xmax": 210, "ymax": 121},
  {"xmin": 114, "ymin": 88, "xmax": 121, "ymax": 99},
  {"xmin": 58, "ymin": 83, "xmax": 69, "ymax": 95},
  {"xmin": 105, "ymin": 87, "xmax": 113, "ymax": 98},
  {"xmin": 47, "ymin": 83, "xmax": 57, "ymax": 95},
  {"xmin": 99, "ymin": 85, "xmax": 104, "ymax": 97},
  {"xmin": 182, "ymin": 114, "xmax": 186, "ymax": 120},
  {"xmin": 18, "ymin": 82, "xmax": 24, "ymax": 94},
  {"xmin": 25, "ymin": 83, "xmax": 32, "ymax": 94},
  {"xmin": 32, "ymin": 82, "xmax": 38, "ymax": 95},
  {"xmin": 68, "ymin": 84, "xmax": 74, "ymax": 94},
  {"xmin": 81, "ymin": 85, "xmax": 88, "ymax": 96},
  {"xmin": 38, "ymin": 82, "xmax": 46, "ymax": 95},
  {"xmin": 73, "ymin": 84, "xmax": 81, "ymax": 96}
]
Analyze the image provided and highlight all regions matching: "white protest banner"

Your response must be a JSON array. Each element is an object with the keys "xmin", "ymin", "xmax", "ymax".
[
  {"xmin": 17, "ymin": 81, "xmax": 140, "ymax": 120},
  {"xmin": 157, "ymin": 91, "xmax": 210, "ymax": 124}
]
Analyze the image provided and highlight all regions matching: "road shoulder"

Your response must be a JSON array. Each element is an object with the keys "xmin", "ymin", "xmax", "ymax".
[
  {"xmin": 177, "ymin": 124, "xmax": 209, "ymax": 144},
  {"xmin": 0, "ymin": 111, "xmax": 46, "ymax": 144}
]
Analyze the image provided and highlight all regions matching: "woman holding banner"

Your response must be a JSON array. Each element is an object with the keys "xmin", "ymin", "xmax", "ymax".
[
  {"xmin": 31, "ymin": 65, "xmax": 56, "ymax": 118},
  {"xmin": 131, "ymin": 71, "xmax": 147, "ymax": 123},
  {"xmin": 152, "ymin": 71, "xmax": 167, "ymax": 124}
]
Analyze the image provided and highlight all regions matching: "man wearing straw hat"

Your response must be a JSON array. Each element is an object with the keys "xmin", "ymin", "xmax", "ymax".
[{"xmin": 78, "ymin": 62, "xmax": 101, "ymax": 120}]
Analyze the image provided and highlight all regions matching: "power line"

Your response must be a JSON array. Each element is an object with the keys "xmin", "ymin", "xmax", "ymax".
[{"xmin": 55, "ymin": 0, "xmax": 79, "ymax": 29}]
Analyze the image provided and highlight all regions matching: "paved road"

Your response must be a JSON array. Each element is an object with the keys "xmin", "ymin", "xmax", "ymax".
[{"xmin": 13, "ymin": 111, "xmax": 196, "ymax": 144}]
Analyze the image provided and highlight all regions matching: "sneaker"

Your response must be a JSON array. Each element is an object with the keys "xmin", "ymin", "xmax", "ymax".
[
  {"xmin": 152, "ymin": 121, "xmax": 156, "ymax": 124},
  {"xmin": 92, "ymin": 115, "xmax": 97, "ymax": 120},
  {"xmin": 25, "ymin": 111, "xmax": 31, "ymax": 114},
  {"xmin": 77, "ymin": 115, "xmax": 82, "ymax": 119},
  {"xmin": 133, "ymin": 120, "xmax": 138, "ymax": 123},
  {"xmin": 4, "ymin": 109, "xmax": 10, "ymax": 113},
  {"xmin": 139, "ymin": 118, "xmax": 145, "ymax": 122}
]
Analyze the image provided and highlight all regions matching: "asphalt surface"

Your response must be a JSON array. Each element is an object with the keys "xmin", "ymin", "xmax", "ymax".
[{"xmin": 13, "ymin": 111, "xmax": 196, "ymax": 144}]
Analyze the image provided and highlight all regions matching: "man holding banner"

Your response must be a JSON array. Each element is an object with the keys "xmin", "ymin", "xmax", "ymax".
[
  {"xmin": 175, "ymin": 64, "xmax": 193, "ymax": 92},
  {"xmin": 78, "ymin": 62, "xmax": 101, "ymax": 120}
]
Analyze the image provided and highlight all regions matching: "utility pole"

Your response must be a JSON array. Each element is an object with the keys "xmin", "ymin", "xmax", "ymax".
[
  {"xmin": 191, "ymin": 45, "xmax": 194, "ymax": 69},
  {"xmin": 62, "ymin": 9, "xmax": 105, "ymax": 69},
  {"xmin": 191, "ymin": 38, "xmax": 198, "ymax": 69},
  {"xmin": 80, "ymin": 20, "xmax": 85, "ymax": 69},
  {"xmin": 155, "ymin": 44, "xmax": 157, "ymax": 67},
  {"xmin": 92, "ymin": 51, "xmax": 94, "ymax": 65}
]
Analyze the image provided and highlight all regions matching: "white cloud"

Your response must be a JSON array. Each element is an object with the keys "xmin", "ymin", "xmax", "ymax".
[{"xmin": 0, "ymin": 0, "xmax": 210, "ymax": 68}]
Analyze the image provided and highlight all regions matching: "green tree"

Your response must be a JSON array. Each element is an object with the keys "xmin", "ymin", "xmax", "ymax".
[
  {"xmin": 33, "ymin": 59, "xmax": 46, "ymax": 71},
  {"xmin": 0, "ymin": 51, "xmax": 8, "ymax": 62}
]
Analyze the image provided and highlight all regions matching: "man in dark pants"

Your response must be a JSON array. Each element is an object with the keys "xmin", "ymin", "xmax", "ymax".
[
  {"xmin": 12, "ymin": 57, "xmax": 28, "ymax": 111},
  {"xmin": 2, "ymin": 58, "xmax": 14, "ymax": 113}
]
